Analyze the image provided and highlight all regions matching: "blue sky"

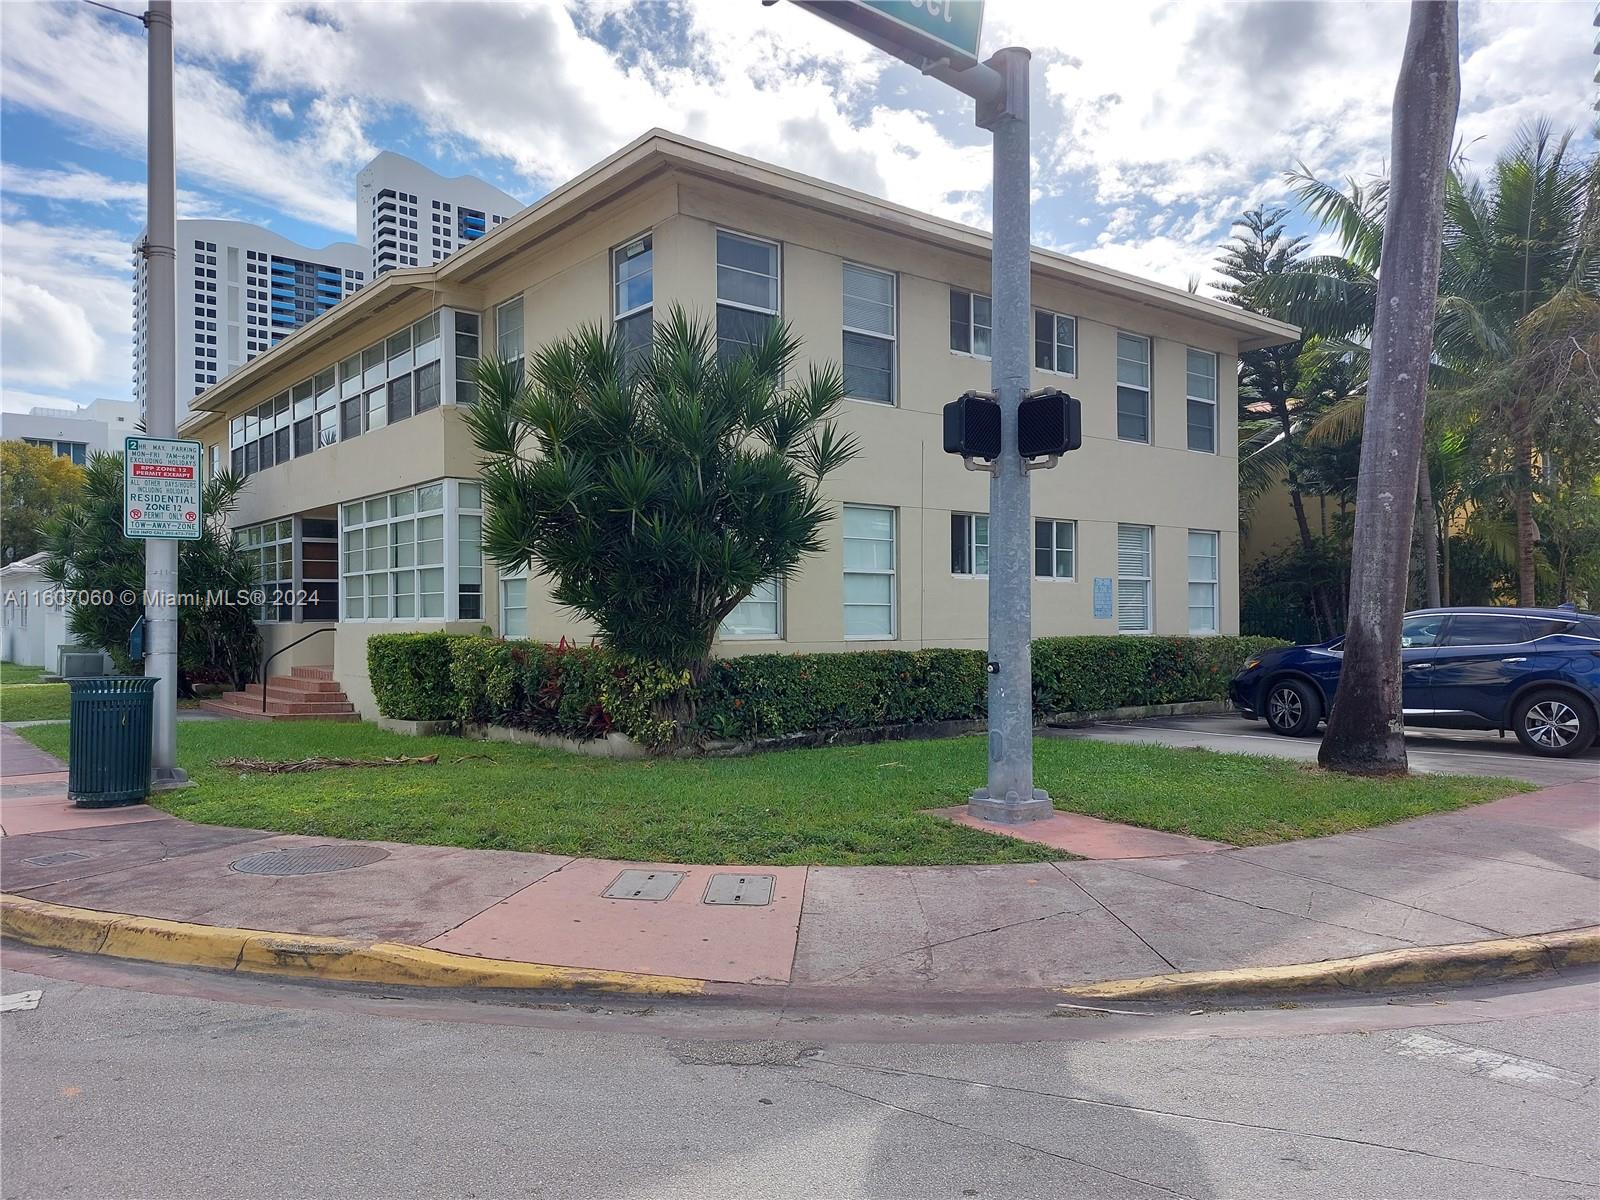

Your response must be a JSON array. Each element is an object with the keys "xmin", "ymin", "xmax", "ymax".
[{"xmin": 1, "ymin": 0, "xmax": 1592, "ymax": 413}]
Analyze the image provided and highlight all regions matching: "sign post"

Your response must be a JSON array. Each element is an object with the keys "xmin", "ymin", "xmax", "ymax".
[{"xmin": 777, "ymin": 0, "xmax": 1050, "ymax": 823}]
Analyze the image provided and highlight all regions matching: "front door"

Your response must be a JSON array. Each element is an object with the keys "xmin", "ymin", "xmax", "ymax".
[
  {"xmin": 1427, "ymin": 613, "xmax": 1547, "ymax": 726},
  {"xmin": 1398, "ymin": 612, "xmax": 1446, "ymax": 716}
]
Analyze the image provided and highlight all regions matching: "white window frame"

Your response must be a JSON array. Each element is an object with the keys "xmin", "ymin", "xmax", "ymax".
[
  {"xmin": 1185, "ymin": 347, "xmax": 1218, "ymax": 454},
  {"xmin": 1033, "ymin": 519, "xmax": 1077, "ymax": 581},
  {"xmin": 500, "ymin": 571, "xmax": 530, "ymax": 639},
  {"xmin": 495, "ymin": 295, "xmax": 524, "ymax": 367},
  {"xmin": 842, "ymin": 263, "xmax": 897, "ymax": 406},
  {"xmin": 1116, "ymin": 332, "xmax": 1152, "ymax": 444},
  {"xmin": 949, "ymin": 289, "xmax": 992, "ymax": 359},
  {"xmin": 1034, "ymin": 309, "xmax": 1078, "ymax": 377},
  {"xmin": 613, "ymin": 232, "xmax": 653, "ymax": 366},
  {"xmin": 951, "ymin": 512, "xmax": 989, "ymax": 578},
  {"xmin": 1188, "ymin": 529, "xmax": 1219, "ymax": 634},
  {"xmin": 237, "ymin": 519, "xmax": 294, "ymax": 624},
  {"xmin": 457, "ymin": 482, "xmax": 484, "ymax": 622},
  {"xmin": 1116, "ymin": 523, "xmax": 1154, "ymax": 635},
  {"xmin": 843, "ymin": 504, "xmax": 897, "ymax": 640},
  {"xmin": 340, "ymin": 479, "xmax": 471, "ymax": 623},
  {"xmin": 714, "ymin": 229, "xmax": 780, "ymax": 317},
  {"xmin": 720, "ymin": 577, "xmax": 784, "ymax": 641}
]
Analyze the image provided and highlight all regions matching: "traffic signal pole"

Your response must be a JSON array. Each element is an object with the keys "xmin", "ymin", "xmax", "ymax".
[{"xmin": 968, "ymin": 47, "xmax": 1050, "ymax": 823}]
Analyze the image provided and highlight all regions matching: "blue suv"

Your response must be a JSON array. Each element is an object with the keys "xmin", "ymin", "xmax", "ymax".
[{"xmin": 1230, "ymin": 606, "xmax": 1600, "ymax": 757}]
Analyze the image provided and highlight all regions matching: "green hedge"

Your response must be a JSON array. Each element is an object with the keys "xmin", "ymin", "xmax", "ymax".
[{"xmin": 368, "ymin": 633, "xmax": 1285, "ymax": 749}]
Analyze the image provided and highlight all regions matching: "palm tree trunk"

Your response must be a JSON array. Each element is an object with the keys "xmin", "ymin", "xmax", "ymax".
[
  {"xmin": 1416, "ymin": 456, "xmax": 1441, "ymax": 607},
  {"xmin": 1320, "ymin": 0, "xmax": 1458, "ymax": 776},
  {"xmin": 1512, "ymin": 398, "xmax": 1537, "ymax": 606},
  {"xmin": 1441, "ymin": 519, "xmax": 1452, "ymax": 605}
]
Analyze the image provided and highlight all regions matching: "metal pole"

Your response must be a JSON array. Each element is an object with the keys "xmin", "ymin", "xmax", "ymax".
[
  {"xmin": 968, "ymin": 46, "xmax": 1049, "ymax": 824},
  {"xmin": 142, "ymin": 0, "xmax": 185, "ymax": 787}
]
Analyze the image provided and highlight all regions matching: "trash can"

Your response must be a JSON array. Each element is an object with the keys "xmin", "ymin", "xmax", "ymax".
[{"xmin": 68, "ymin": 677, "xmax": 158, "ymax": 807}]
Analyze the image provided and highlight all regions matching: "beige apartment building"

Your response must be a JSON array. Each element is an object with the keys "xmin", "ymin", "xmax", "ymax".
[{"xmin": 179, "ymin": 131, "xmax": 1297, "ymax": 716}]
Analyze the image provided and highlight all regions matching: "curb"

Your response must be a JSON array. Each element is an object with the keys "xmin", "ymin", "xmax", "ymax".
[
  {"xmin": 0, "ymin": 894, "xmax": 705, "ymax": 997},
  {"xmin": 1057, "ymin": 926, "xmax": 1600, "ymax": 1001}
]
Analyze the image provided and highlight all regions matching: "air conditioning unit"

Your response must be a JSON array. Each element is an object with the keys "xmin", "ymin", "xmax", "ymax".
[{"xmin": 57, "ymin": 646, "xmax": 108, "ymax": 679}]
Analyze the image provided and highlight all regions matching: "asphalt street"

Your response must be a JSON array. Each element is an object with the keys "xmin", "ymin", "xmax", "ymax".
[
  {"xmin": 1054, "ymin": 712, "xmax": 1600, "ymax": 788},
  {"xmin": 2, "ymin": 962, "xmax": 1597, "ymax": 1200}
]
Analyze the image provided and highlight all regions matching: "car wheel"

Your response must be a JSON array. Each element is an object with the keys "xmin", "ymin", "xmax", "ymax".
[
  {"xmin": 1511, "ymin": 689, "xmax": 1597, "ymax": 757},
  {"xmin": 1263, "ymin": 677, "xmax": 1322, "ymax": 737}
]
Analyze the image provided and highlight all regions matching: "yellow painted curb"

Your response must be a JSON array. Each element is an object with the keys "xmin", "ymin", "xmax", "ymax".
[
  {"xmin": 0, "ymin": 894, "xmax": 704, "ymax": 997},
  {"xmin": 1057, "ymin": 926, "xmax": 1600, "ymax": 1002}
]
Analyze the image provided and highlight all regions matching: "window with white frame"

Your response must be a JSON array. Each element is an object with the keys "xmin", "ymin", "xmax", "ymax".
[
  {"xmin": 715, "ymin": 231, "xmax": 779, "ymax": 364},
  {"xmin": 1116, "ymin": 333, "xmax": 1151, "ymax": 443},
  {"xmin": 1116, "ymin": 523, "xmax": 1154, "ymax": 633},
  {"xmin": 1188, "ymin": 529, "xmax": 1219, "ymax": 633},
  {"xmin": 501, "ymin": 573, "xmax": 529, "ymax": 638},
  {"xmin": 721, "ymin": 578, "xmax": 782, "ymax": 639},
  {"xmin": 496, "ymin": 296, "xmax": 525, "ymax": 382},
  {"xmin": 949, "ymin": 290, "xmax": 992, "ymax": 357},
  {"xmin": 341, "ymin": 481, "xmax": 450, "ymax": 621},
  {"xmin": 951, "ymin": 513, "xmax": 988, "ymax": 576},
  {"xmin": 454, "ymin": 311, "xmax": 481, "ymax": 404},
  {"xmin": 1034, "ymin": 310, "xmax": 1077, "ymax": 375},
  {"xmin": 457, "ymin": 482, "xmax": 483, "ymax": 620},
  {"xmin": 237, "ymin": 519, "xmax": 293, "ymax": 622},
  {"xmin": 1186, "ymin": 348, "xmax": 1217, "ymax": 453},
  {"xmin": 1034, "ymin": 519, "xmax": 1076, "ymax": 580},
  {"xmin": 843, "ymin": 504, "xmax": 896, "ymax": 638},
  {"xmin": 843, "ymin": 264, "xmax": 896, "ymax": 404},
  {"xmin": 613, "ymin": 234, "xmax": 652, "ymax": 371}
]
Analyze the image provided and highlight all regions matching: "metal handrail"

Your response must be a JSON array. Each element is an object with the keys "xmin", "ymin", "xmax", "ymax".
[{"xmin": 258, "ymin": 626, "xmax": 334, "ymax": 713}]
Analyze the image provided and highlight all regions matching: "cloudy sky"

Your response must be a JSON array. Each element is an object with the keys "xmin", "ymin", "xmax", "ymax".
[{"xmin": 0, "ymin": 0, "xmax": 1591, "ymax": 414}]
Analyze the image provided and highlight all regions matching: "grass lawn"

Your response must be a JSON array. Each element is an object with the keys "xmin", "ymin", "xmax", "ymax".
[
  {"xmin": 1, "ymin": 662, "xmax": 49, "ymax": 686},
  {"xmin": 14, "ymin": 719, "xmax": 1531, "ymax": 866},
  {"xmin": 0, "ymin": 681, "xmax": 70, "ymax": 722}
]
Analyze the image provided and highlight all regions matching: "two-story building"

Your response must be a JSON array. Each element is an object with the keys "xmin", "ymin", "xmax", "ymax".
[{"xmin": 178, "ymin": 131, "xmax": 1297, "ymax": 717}]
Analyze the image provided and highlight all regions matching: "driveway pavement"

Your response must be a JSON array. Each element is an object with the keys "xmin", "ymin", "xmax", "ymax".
[{"xmin": 1052, "ymin": 712, "xmax": 1600, "ymax": 788}]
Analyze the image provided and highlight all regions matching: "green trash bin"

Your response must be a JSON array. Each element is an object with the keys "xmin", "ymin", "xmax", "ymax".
[{"xmin": 68, "ymin": 677, "xmax": 159, "ymax": 807}]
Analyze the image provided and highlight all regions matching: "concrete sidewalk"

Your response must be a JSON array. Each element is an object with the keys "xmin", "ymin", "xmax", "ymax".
[{"xmin": 2, "ymin": 727, "xmax": 1596, "ymax": 997}]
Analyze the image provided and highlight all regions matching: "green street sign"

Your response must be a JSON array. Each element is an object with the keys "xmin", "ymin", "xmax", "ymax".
[{"xmin": 853, "ymin": 1, "xmax": 984, "ymax": 64}]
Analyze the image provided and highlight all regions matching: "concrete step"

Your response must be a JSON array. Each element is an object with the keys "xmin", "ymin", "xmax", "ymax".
[
  {"xmin": 199, "ymin": 697, "xmax": 359, "ymax": 723},
  {"xmin": 244, "ymin": 678, "xmax": 343, "ymax": 698},
  {"xmin": 290, "ymin": 665, "xmax": 335, "ymax": 682}
]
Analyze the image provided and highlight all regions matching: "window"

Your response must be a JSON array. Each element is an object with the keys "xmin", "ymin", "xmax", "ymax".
[
  {"xmin": 341, "ymin": 481, "xmax": 450, "ymax": 621},
  {"xmin": 842, "ymin": 264, "xmax": 895, "ymax": 404},
  {"xmin": 613, "ymin": 234, "xmax": 653, "ymax": 370},
  {"xmin": 501, "ymin": 575, "xmax": 529, "ymax": 638},
  {"xmin": 715, "ymin": 231, "xmax": 779, "ymax": 364},
  {"xmin": 300, "ymin": 517, "xmax": 340, "ymax": 621},
  {"xmin": 1116, "ymin": 524, "xmax": 1153, "ymax": 633},
  {"xmin": 457, "ymin": 482, "xmax": 483, "ymax": 621},
  {"xmin": 721, "ymin": 578, "xmax": 782, "ymax": 639},
  {"xmin": 495, "ymin": 296, "xmax": 524, "ymax": 379},
  {"xmin": 949, "ymin": 290, "xmax": 992, "ymax": 357},
  {"xmin": 843, "ymin": 505, "xmax": 896, "ymax": 638},
  {"xmin": 1187, "ymin": 530, "xmax": 1219, "ymax": 634},
  {"xmin": 1186, "ymin": 348, "xmax": 1217, "ymax": 453},
  {"xmin": 1035, "ymin": 310, "xmax": 1077, "ymax": 375},
  {"xmin": 1440, "ymin": 614, "xmax": 1535, "ymax": 647},
  {"xmin": 1034, "ymin": 519, "xmax": 1076, "ymax": 580},
  {"xmin": 237, "ymin": 520, "xmax": 294, "ymax": 622},
  {"xmin": 1400, "ymin": 613, "xmax": 1446, "ymax": 648},
  {"xmin": 1116, "ymin": 333, "xmax": 1151, "ymax": 443},
  {"xmin": 951, "ymin": 513, "xmax": 989, "ymax": 577},
  {"xmin": 455, "ymin": 311, "xmax": 480, "ymax": 404}
]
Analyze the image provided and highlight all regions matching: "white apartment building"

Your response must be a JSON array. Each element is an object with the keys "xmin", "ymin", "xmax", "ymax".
[
  {"xmin": 1, "ymin": 397, "xmax": 139, "ymax": 463},
  {"xmin": 356, "ymin": 151, "xmax": 521, "ymax": 276},
  {"xmin": 132, "ymin": 219, "xmax": 368, "ymax": 423}
]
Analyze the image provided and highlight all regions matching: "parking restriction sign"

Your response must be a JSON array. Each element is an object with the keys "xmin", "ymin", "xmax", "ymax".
[{"xmin": 124, "ymin": 436, "xmax": 203, "ymax": 540}]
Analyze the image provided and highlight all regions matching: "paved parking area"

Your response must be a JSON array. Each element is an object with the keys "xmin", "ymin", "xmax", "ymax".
[{"xmin": 1051, "ymin": 713, "xmax": 1600, "ymax": 788}]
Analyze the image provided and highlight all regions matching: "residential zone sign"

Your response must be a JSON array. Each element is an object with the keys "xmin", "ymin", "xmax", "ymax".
[{"xmin": 124, "ymin": 436, "xmax": 203, "ymax": 540}]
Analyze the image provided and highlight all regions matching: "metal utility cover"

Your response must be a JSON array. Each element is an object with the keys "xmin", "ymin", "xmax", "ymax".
[
  {"xmin": 603, "ymin": 869, "xmax": 684, "ymax": 902},
  {"xmin": 703, "ymin": 873, "xmax": 776, "ymax": 907},
  {"xmin": 21, "ymin": 851, "xmax": 94, "ymax": 868},
  {"xmin": 230, "ymin": 845, "xmax": 390, "ymax": 877}
]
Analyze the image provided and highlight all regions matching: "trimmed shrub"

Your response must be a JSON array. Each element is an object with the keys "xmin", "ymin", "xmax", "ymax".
[
  {"xmin": 367, "ymin": 632, "xmax": 463, "ymax": 721},
  {"xmin": 1032, "ymin": 635, "xmax": 1285, "ymax": 714}
]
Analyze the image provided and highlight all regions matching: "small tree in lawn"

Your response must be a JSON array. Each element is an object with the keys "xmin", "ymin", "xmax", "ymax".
[
  {"xmin": 40, "ymin": 453, "xmax": 261, "ymax": 692},
  {"xmin": 1318, "ymin": 0, "xmax": 1459, "ymax": 775},
  {"xmin": 464, "ymin": 305, "xmax": 858, "ymax": 681},
  {"xmin": 1, "ymin": 441, "xmax": 85, "ymax": 565}
]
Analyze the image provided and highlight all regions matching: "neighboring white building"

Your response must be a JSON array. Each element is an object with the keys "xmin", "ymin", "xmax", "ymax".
[
  {"xmin": 1, "ymin": 398, "xmax": 139, "ymax": 464},
  {"xmin": 356, "ymin": 151, "xmax": 521, "ymax": 276},
  {"xmin": 133, "ymin": 219, "xmax": 368, "ymax": 423}
]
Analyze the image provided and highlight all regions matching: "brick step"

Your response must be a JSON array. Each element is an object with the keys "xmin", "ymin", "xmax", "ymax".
[
  {"xmin": 243, "ymin": 685, "xmax": 355, "ymax": 706},
  {"xmin": 210, "ymin": 690, "xmax": 356, "ymax": 714},
  {"xmin": 244, "ymin": 677, "xmax": 344, "ymax": 697},
  {"xmin": 199, "ymin": 697, "xmax": 359, "ymax": 723},
  {"xmin": 290, "ymin": 665, "xmax": 335, "ymax": 681}
]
